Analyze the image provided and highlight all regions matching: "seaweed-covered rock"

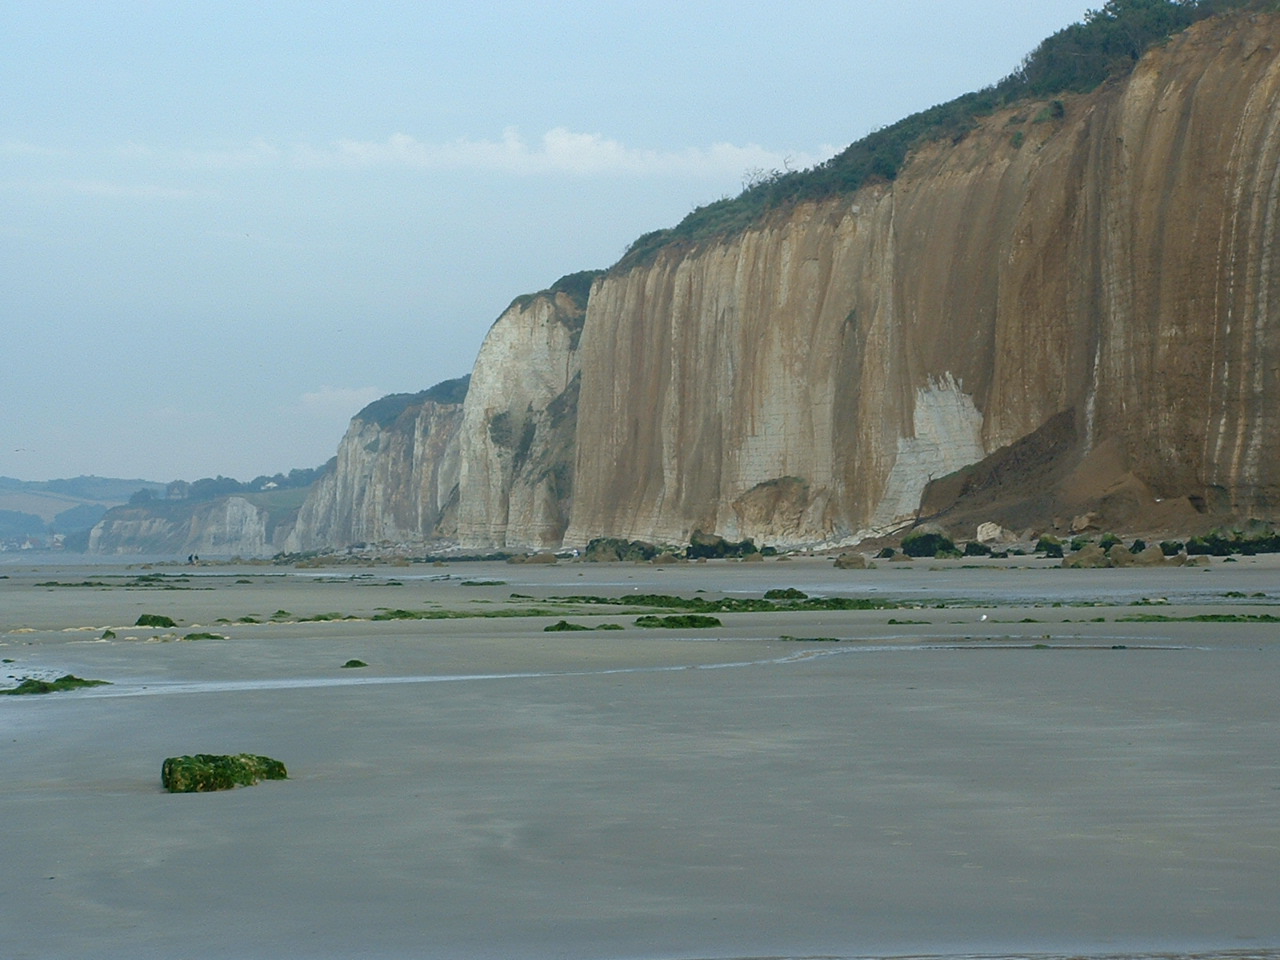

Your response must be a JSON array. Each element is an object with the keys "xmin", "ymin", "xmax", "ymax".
[
  {"xmin": 584, "ymin": 537, "xmax": 659, "ymax": 562},
  {"xmin": 764, "ymin": 587, "xmax": 809, "ymax": 600},
  {"xmin": 136, "ymin": 613, "xmax": 176, "ymax": 628},
  {"xmin": 161, "ymin": 753, "xmax": 288, "ymax": 793},
  {"xmin": 544, "ymin": 619, "xmax": 590, "ymax": 631},
  {"xmin": 634, "ymin": 614, "xmax": 722, "ymax": 629},
  {"xmin": 900, "ymin": 530, "xmax": 957, "ymax": 558},
  {"xmin": 687, "ymin": 530, "xmax": 758, "ymax": 559},
  {"xmin": 1, "ymin": 674, "xmax": 110, "ymax": 695}
]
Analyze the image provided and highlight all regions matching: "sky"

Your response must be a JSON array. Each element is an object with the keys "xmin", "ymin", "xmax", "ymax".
[{"xmin": 2, "ymin": 0, "xmax": 1095, "ymax": 484}]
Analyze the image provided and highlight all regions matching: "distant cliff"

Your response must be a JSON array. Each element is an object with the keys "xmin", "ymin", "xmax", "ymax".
[
  {"xmin": 87, "ymin": 493, "xmax": 300, "ymax": 557},
  {"xmin": 284, "ymin": 377, "xmax": 469, "ymax": 553}
]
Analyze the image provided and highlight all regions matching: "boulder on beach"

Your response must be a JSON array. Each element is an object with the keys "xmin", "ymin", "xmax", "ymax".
[
  {"xmin": 1062, "ymin": 544, "xmax": 1109, "ymax": 568},
  {"xmin": 976, "ymin": 522, "xmax": 1014, "ymax": 544},
  {"xmin": 161, "ymin": 754, "xmax": 288, "ymax": 793}
]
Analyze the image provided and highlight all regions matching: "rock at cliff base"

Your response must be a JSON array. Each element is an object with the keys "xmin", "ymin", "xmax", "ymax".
[
  {"xmin": 976, "ymin": 522, "xmax": 1014, "ymax": 544},
  {"xmin": 585, "ymin": 538, "xmax": 658, "ymax": 562},
  {"xmin": 1108, "ymin": 543, "xmax": 1136, "ymax": 567},
  {"xmin": 1063, "ymin": 544, "xmax": 1109, "ymax": 568},
  {"xmin": 1132, "ymin": 545, "xmax": 1167, "ymax": 566},
  {"xmin": 687, "ymin": 530, "xmax": 758, "ymax": 560},
  {"xmin": 161, "ymin": 754, "xmax": 288, "ymax": 793},
  {"xmin": 1071, "ymin": 513, "xmax": 1101, "ymax": 533},
  {"xmin": 833, "ymin": 553, "xmax": 867, "ymax": 570},
  {"xmin": 901, "ymin": 529, "xmax": 957, "ymax": 558}
]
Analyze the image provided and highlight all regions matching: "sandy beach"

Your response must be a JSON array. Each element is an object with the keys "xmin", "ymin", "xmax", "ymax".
[{"xmin": 1, "ymin": 554, "xmax": 1278, "ymax": 960}]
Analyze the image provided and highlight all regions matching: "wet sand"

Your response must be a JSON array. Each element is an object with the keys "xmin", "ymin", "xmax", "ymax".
[{"xmin": 2, "ymin": 555, "xmax": 1278, "ymax": 960}]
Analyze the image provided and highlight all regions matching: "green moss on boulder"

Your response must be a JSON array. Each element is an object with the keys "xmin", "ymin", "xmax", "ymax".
[
  {"xmin": 162, "ymin": 753, "xmax": 288, "ymax": 793},
  {"xmin": 135, "ymin": 613, "xmax": 176, "ymax": 628}
]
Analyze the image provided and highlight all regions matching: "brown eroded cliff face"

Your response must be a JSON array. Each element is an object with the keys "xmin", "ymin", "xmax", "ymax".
[
  {"xmin": 565, "ymin": 13, "xmax": 1280, "ymax": 547},
  {"xmin": 285, "ymin": 381, "xmax": 467, "ymax": 553}
]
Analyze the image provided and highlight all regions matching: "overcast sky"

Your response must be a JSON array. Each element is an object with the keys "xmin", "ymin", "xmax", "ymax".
[{"xmin": 3, "ymin": 0, "xmax": 1093, "ymax": 484}]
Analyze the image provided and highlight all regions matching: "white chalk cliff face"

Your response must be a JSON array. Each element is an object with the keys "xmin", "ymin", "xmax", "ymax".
[
  {"xmin": 285, "ymin": 382, "xmax": 467, "ymax": 553},
  {"xmin": 88, "ymin": 496, "xmax": 292, "ymax": 558},
  {"xmin": 453, "ymin": 287, "xmax": 587, "ymax": 550}
]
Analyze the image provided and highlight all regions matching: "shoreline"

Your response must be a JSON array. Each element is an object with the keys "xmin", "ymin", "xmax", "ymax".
[{"xmin": 2, "ymin": 558, "xmax": 1277, "ymax": 959}]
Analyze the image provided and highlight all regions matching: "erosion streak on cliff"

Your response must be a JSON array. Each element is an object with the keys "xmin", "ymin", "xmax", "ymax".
[{"xmin": 565, "ymin": 14, "xmax": 1280, "ymax": 547}]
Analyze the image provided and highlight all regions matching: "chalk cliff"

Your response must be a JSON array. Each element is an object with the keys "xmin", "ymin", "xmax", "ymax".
[
  {"xmin": 452, "ymin": 275, "xmax": 593, "ymax": 550},
  {"xmin": 284, "ymin": 378, "xmax": 468, "ymax": 553},
  {"xmin": 98, "ymin": 11, "xmax": 1280, "ymax": 557},
  {"xmin": 87, "ymin": 495, "xmax": 295, "ymax": 557}
]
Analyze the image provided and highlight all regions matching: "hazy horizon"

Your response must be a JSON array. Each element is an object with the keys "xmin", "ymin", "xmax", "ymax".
[{"xmin": 4, "ymin": 0, "xmax": 1093, "ymax": 484}]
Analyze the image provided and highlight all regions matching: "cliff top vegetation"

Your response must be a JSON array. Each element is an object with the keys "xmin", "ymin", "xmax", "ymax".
[
  {"xmin": 615, "ymin": 0, "xmax": 1278, "ymax": 270},
  {"xmin": 507, "ymin": 270, "xmax": 603, "ymax": 314},
  {"xmin": 355, "ymin": 375, "xmax": 472, "ymax": 429}
]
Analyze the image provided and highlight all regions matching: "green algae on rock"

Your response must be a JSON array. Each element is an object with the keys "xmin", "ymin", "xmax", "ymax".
[
  {"xmin": 135, "ymin": 613, "xmax": 177, "ymax": 628},
  {"xmin": 634, "ymin": 614, "xmax": 722, "ymax": 629},
  {"xmin": 1, "ymin": 674, "xmax": 111, "ymax": 695},
  {"xmin": 161, "ymin": 754, "xmax": 288, "ymax": 793}
]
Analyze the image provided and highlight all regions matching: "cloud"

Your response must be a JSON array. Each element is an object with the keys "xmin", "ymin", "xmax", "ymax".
[
  {"xmin": 178, "ymin": 139, "xmax": 283, "ymax": 170},
  {"xmin": 4, "ymin": 129, "xmax": 837, "ymax": 188},
  {"xmin": 298, "ymin": 385, "xmax": 384, "ymax": 419},
  {"xmin": 305, "ymin": 127, "xmax": 833, "ymax": 178}
]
